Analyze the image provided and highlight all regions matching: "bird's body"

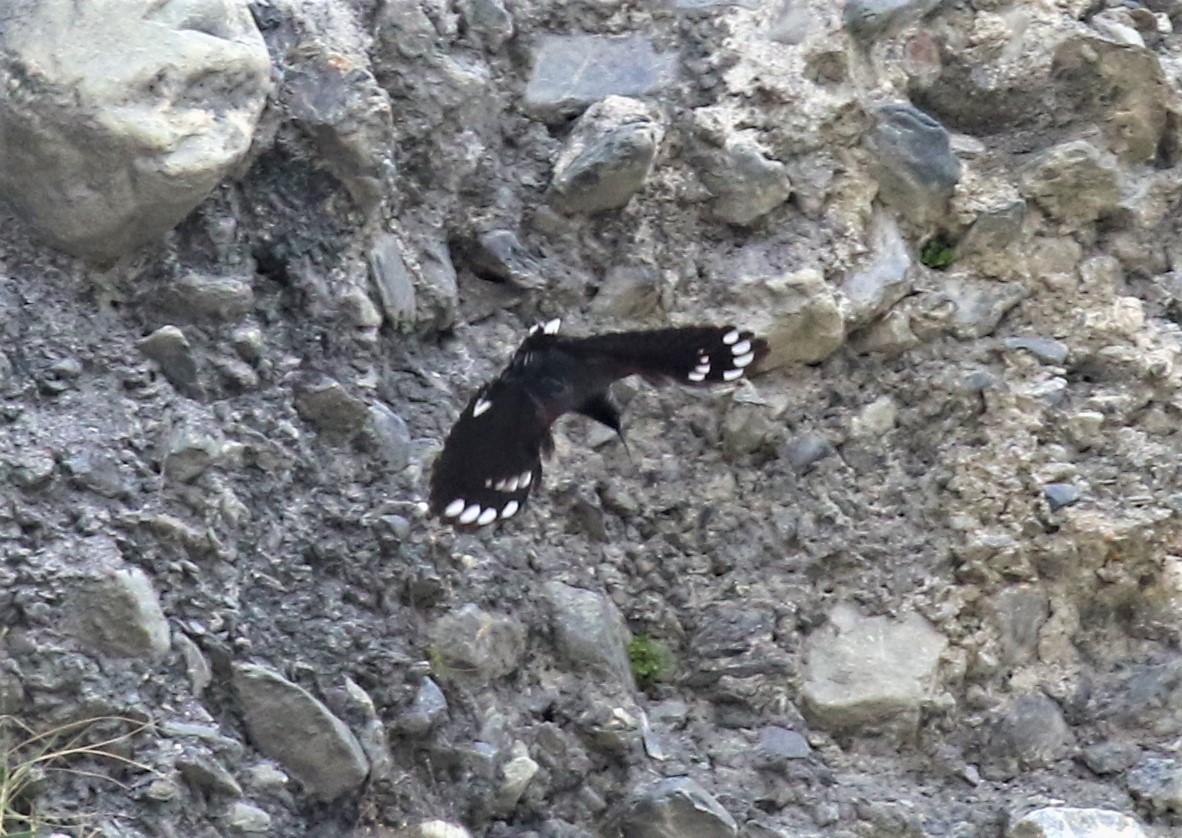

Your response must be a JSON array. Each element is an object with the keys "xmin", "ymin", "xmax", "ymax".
[{"xmin": 429, "ymin": 319, "xmax": 769, "ymax": 529}]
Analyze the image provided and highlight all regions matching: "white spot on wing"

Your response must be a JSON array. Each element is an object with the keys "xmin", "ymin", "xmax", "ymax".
[
  {"xmin": 723, "ymin": 329, "xmax": 740, "ymax": 345},
  {"xmin": 732, "ymin": 339, "xmax": 752, "ymax": 356},
  {"xmin": 528, "ymin": 323, "xmax": 541, "ymax": 336},
  {"xmin": 723, "ymin": 368, "xmax": 744, "ymax": 381},
  {"xmin": 459, "ymin": 504, "xmax": 481, "ymax": 524},
  {"xmin": 506, "ymin": 475, "xmax": 520, "ymax": 492},
  {"xmin": 520, "ymin": 471, "xmax": 533, "ymax": 488},
  {"xmin": 476, "ymin": 507, "xmax": 497, "ymax": 526},
  {"xmin": 733, "ymin": 351, "xmax": 755, "ymax": 367},
  {"xmin": 444, "ymin": 499, "xmax": 466, "ymax": 518},
  {"xmin": 688, "ymin": 370, "xmax": 706, "ymax": 382},
  {"xmin": 543, "ymin": 318, "xmax": 561, "ymax": 334},
  {"xmin": 502, "ymin": 500, "xmax": 519, "ymax": 518},
  {"xmin": 473, "ymin": 397, "xmax": 493, "ymax": 417}
]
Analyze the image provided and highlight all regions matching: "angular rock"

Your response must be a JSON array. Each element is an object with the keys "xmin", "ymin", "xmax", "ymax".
[
  {"xmin": 71, "ymin": 562, "xmax": 172, "ymax": 661},
  {"xmin": 225, "ymin": 801, "xmax": 272, "ymax": 833},
  {"xmin": 364, "ymin": 403, "xmax": 412, "ymax": 473},
  {"xmin": 866, "ymin": 104, "xmax": 960, "ymax": 226},
  {"xmin": 284, "ymin": 62, "xmax": 394, "ymax": 206},
  {"xmin": 459, "ymin": 229, "xmax": 546, "ymax": 290},
  {"xmin": 696, "ymin": 136, "xmax": 792, "ymax": 225},
  {"xmin": 801, "ymin": 604, "xmax": 947, "ymax": 735},
  {"xmin": 611, "ymin": 777, "xmax": 738, "ymax": 838},
  {"xmin": 1008, "ymin": 807, "xmax": 1148, "ymax": 838},
  {"xmin": 545, "ymin": 581, "xmax": 635, "ymax": 688},
  {"xmin": 0, "ymin": 0, "xmax": 270, "ymax": 262},
  {"xmin": 428, "ymin": 604, "xmax": 526, "ymax": 683},
  {"xmin": 983, "ymin": 693, "xmax": 1073, "ymax": 778},
  {"xmin": 941, "ymin": 281, "xmax": 1028, "ymax": 340},
  {"xmin": 958, "ymin": 200, "xmax": 1027, "ymax": 258},
  {"xmin": 497, "ymin": 740, "xmax": 539, "ymax": 812},
  {"xmin": 754, "ymin": 726, "xmax": 812, "ymax": 770},
  {"xmin": 1127, "ymin": 757, "xmax": 1182, "ymax": 822},
  {"xmin": 139, "ymin": 325, "xmax": 201, "ymax": 398},
  {"xmin": 232, "ymin": 663, "xmax": 369, "ymax": 801},
  {"xmin": 1052, "ymin": 34, "xmax": 1169, "ymax": 164},
  {"xmin": 1003, "ymin": 337, "xmax": 1069, "ymax": 366},
  {"xmin": 590, "ymin": 265, "xmax": 664, "ymax": 319},
  {"xmin": 292, "ymin": 375, "xmax": 370, "ymax": 439},
  {"xmin": 154, "ymin": 274, "xmax": 255, "ymax": 322},
  {"xmin": 547, "ymin": 96, "xmax": 665, "ymax": 214},
  {"xmin": 1020, "ymin": 141, "xmax": 1121, "ymax": 226},
  {"xmin": 397, "ymin": 677, "xmax": 449, "ymax": 735},
  {"xmin": 841, "ymin": 213, "xmax": 913, "ymax": 329},
  {"xmin": 988, "ymin": 586, "xmax": 1049, "ymax": 666},
  {"xmin": 368, "ymin": 234, "xmax": 417, "ymax": 331},
  {"xmin": 457, "ymin": 0, "xmax": 515, "ymax": 51},
  {"xmin": 524, "ymin": 36, "xmax": 677, "ymax": 119}
]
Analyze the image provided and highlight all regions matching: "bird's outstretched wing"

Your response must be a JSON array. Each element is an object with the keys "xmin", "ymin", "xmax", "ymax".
[
  {"xmin": 429, "ymin": 322, "xmax": 768, "ymax": 531},
  {"xmin": 556, "ymin": 325, "xmax": 767, "ymax": 386},
  {"xmin": 429, "ymin": 376, "xmax": 550, "ymax": 529}
]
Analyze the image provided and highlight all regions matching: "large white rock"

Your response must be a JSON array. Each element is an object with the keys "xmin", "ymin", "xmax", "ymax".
[{"xmin": 0, "ymin": 0, "xmax": 271, "ymax": 261}]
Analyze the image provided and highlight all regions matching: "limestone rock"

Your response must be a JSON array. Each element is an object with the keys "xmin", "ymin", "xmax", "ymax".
[
  {"xmin": 696, "ymin": 135, "xmax": 792, "ymax": 225},
  {"xmin": 232, "ymin": 663, "xmax": 369, "ymax": 801},
  {"xmin": 0, "ymin": 0, "xmax": 270, "ymax": 262},
  {"xmin": 801, "ymin": 604, "xmax": 947, "ymax": 735},
  {"xmin": 757, "ymin": 268, "xmax": 846, "ymax": 368},
  {"xmin": 1008, "ymin": 806, "xmax": 1148, "ymax": 838},
  {"xmin": 1020, "ymin": 141, "xmax": 1121, "ymax": 226},
  {"xmin": 844, "ymin": 0, "xmax": 945, "ymax": 41}
]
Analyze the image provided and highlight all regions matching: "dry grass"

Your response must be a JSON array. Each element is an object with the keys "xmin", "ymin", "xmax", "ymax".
[{"xmin": 0, "ymin": 714, "xmax": 155, "ymax": 836}]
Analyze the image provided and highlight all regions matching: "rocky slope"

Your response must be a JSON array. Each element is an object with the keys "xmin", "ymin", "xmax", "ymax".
[{"xmin": 2, "ymin": 0, "xmax": 1182, "ymax": 836}]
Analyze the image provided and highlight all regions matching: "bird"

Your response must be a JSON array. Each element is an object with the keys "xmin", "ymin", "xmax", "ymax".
[{"xmin": 429, "ymin": 319, "xmax": 769, "ymax": 530}]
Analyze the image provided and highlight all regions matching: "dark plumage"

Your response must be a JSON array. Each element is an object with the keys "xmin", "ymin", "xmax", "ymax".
[{"xmin": 429, "ymin": 319, "xmax": 769, "ymax": 530}]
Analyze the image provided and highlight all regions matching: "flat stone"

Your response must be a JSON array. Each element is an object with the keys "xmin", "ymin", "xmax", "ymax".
[
  {"xmin": 801, "ymin": 604, "xmax": 947, "ymax": 735},
  {"xmin": 232, "ymin": 663, "xmax": 369, "ymax": 801},
  {"xmin": 364, "ymin": 402, "xmax": 412, "ymax": 472},
  {"xmin": 1044, "ymin": 483, "xmax": 1080, "ymax": 511},
  {"xmin": 155, "ymin": 274, "xmax": 255, "ymax": 322},
  {"xmin": 0, "ymin": 0, "xmax": 270, "ymax": 261},
  {"xmin": 524, "ymin": 35, "xmax": 677, "ymax": 119},
  {"xmin": 1003, "ymin": 337, "xmax": 1070, "ymax": 365}
]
